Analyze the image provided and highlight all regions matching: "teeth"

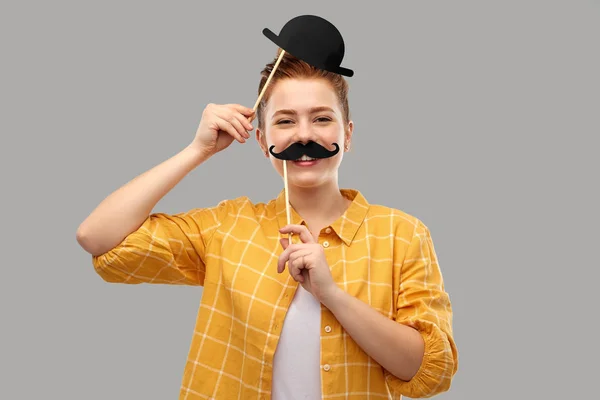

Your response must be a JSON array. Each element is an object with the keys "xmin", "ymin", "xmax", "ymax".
[{"xmin": 297, "ymin": 155, "xmax": 315, "ymax": 161}]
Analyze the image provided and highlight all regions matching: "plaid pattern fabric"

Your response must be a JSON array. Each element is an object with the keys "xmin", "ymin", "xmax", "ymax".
[{"xmin": 92, "ymin": 189, "xmax": 458, "ymax": 399}]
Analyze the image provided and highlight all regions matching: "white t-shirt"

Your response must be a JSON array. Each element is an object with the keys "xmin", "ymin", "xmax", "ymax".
[{"xmin": 271, "ymin": 285, "xmax": 322, "ymax": 399}]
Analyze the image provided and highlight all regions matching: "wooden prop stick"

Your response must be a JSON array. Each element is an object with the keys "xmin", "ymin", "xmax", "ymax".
[
  {"xmin": 253, "ymin": 49, "xmax": 286, "ymax": 112},
  {"xmin": 251, "ymin": 49, "xmax": 293, "ymax": 244},
  {"xmin": 283, "ymin": 158, "xmax": 292, "ymax": 242}
]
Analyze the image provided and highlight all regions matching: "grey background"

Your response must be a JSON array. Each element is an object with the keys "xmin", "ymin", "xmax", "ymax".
[{"xmin": 1, "ymin": 0, "xmax": 598, "ymax": 399}]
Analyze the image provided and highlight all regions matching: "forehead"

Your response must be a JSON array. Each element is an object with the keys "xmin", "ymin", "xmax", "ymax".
[{"xmin": 266, "ymin": 78, "xmax": 339, "ymax": 114}]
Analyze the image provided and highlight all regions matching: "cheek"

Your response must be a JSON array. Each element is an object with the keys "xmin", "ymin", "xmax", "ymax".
[
  {"xmin": 265, "ymin": 132, "xmax": 288, "ymax": 149},
  {"xmin": 268, "ymin": 154, "xmax": 284, "ymax": 172},
  {"xmin": 325, "ymin": 125, "xmax": 345, "ymax": 140},
  {"xmin": 271, "ymin": 137, "xmax": 287, "ymax": 149}
]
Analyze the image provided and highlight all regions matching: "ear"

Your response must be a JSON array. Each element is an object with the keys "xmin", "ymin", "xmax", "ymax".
[
  {"xmin": 344, "ymin": 120, "xmax": 354, "ymax": 152},
  {"xmin": 256, "ymin": 128, "xmax": 269, "ymax": 158}
]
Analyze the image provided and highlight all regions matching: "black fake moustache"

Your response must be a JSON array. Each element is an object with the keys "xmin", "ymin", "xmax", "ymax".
[{"xmin": 269, "ymin": 141, "xmax": 339, "ymax": 160}]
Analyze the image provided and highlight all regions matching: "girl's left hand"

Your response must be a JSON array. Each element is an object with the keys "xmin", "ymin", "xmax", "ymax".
[{"xmin": 277, "ymin": 224, "xmax": 339, "ymax": 304}]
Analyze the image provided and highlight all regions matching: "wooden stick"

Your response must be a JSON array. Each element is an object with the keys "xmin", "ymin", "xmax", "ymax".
[
  {"xmin": 252, "ymin": 49, "xmax": 286, "ymax": 112},
  {"xmin": 283, "ymin": 158, "xmax": 292, "ymax": 243},
  {"xmin": 251, "ymin": 49, "xmax": 293, "ymax": 243}
]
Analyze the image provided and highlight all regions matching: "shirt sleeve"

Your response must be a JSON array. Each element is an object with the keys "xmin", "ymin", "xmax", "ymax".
[
  {"xmin": 91, "ymin": 200, "xmax": 230, "ymax": 286},
  {"xmin": 385, "ymin": 219, "xmax": 459, "ymax": 398}
]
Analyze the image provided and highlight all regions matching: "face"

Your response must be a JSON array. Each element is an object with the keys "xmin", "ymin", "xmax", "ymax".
[{"xmin": 256, "ymin": 78, "xmax": 353, "ymax": 189}]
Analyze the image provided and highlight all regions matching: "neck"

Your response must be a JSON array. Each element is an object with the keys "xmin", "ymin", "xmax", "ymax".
[{"xmin": 287, "ymin": 180, "xmax": 350, "ymax": 229}]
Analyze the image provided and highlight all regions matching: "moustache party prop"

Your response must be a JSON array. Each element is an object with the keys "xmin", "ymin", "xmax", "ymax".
[
  {"xmin": 249, "ymin": 15, "xmax": 354, "ymax": 243},
  {"xmin": 269, "ymin": 141, "xmax": 340, "ymax": 160}
]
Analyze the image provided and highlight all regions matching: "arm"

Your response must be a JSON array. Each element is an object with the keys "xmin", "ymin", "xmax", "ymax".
[
  {"xmin": 78, "ymin": 102, "xmax": 254, "ymax": 284},
  {"xmin": 77, "ymin": 145, "xmax": 228, "ymax": 286},
  {"xmin": 90, "ymin": 204, "xmax": 228, "ymax": 285},
  {"xmin": 324, "ymin": 220, "xmax": 458, "ymax": 398},
  {"xmin": 76, "ymin": 145, "xmax": 208, "ymax": 256},
  {"xmin": 321, "ymin": 288, "xmax": 425, "ymax": 381}
]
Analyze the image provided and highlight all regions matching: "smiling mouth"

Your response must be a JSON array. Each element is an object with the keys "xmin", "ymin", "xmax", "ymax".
[{"xmin": 294, "ymin": 155, "xmax": 317, "ymax": 161}]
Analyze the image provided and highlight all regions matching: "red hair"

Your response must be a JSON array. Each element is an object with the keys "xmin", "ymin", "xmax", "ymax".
[{"xmin": 256, "ymin": 48, "xmax": 350, "ymax": 132}]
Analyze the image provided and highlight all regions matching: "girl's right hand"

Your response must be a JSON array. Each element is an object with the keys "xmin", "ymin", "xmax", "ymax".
[{"xmin": 191, "ymin": 103, "xmax": 255, "ymax": 157}]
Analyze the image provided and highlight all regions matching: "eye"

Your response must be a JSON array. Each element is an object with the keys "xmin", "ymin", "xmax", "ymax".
[
  {"xmin": 276, "ymin": 119, "xmax": 293, "ymax": 125},
  {"xmin": 315, "ymin": 117, "xmax": 332, "ymax": 122}
]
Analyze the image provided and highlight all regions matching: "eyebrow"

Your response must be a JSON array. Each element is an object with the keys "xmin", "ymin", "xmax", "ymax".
[{"xmin": 272, "ymin": 106, "xmax": 335, "ymax": 118}]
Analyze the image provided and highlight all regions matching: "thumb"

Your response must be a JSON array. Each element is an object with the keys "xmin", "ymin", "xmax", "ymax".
[{"xmin": 279, "ymin": 238, "xmax": 289, "ymax": 249}]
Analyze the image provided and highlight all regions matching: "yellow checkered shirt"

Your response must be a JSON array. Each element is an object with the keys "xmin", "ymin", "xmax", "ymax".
[{"xmin": 92, "ymin": 189, "xmax": 458, "ymax": 399}]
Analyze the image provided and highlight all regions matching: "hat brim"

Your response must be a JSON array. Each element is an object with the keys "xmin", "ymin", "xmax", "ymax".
[
  {"xmin": 262, "ymin": 28, "xmax": 354, "ymax": 77},
  {"xmin": 262, "ymin": 28, "xmax": 281, "ymax": 48},
  {"xmin": 334, "ymin": 66, "xmax": 354, "ymax": 77}
]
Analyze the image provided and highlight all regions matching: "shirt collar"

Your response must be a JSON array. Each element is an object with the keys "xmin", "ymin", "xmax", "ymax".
[{"xmin": 275, "ymin": 188, "xmax": 370, "ymax": 246}]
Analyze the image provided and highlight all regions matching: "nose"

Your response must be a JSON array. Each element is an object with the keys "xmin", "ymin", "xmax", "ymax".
[{"xmin": 292, "ymin": 119, "xmax": 317, "ymax": 144}]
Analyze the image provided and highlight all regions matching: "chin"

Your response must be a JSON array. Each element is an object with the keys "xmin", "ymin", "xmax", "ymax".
[
  {"xmin": 274, "ymin": 158, "xmax": 340, "ymax": 187},
  {"xmin": 287, "ymin": 171, "xmax": 334, "ymax": 189},
  {"xmin": 288, "ymin": 179, "xmax": 325, "ymax": 189}
]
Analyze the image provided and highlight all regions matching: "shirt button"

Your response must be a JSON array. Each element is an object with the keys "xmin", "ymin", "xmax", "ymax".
[
  {"xmin": 324, "ymin": 325, "xmax": 332, "ymax": 333},
  {"xmin": 323, "ymin": 364, "xmax": 331, "ymax": 372},
  {"xmin": 325, "ymin": 227, "xmax": 332, "ymax": 234},
  {"xmin": 322, "ymin": 241, "xmax": 329, "ymax": 248}
]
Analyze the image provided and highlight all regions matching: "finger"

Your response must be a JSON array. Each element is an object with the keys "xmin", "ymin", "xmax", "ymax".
[
  {"xmin": 288, "ymin": 250, "xmax": 312, "ymax": 282},
  {"xmin": 227, "ymin": 114, "xmax": 250, "ymax": 139},
  {"xmin": 277, "ymin": 244, "xmax": 308, "ymax": 273},
  {"xmin": 279, "ymin": 224, "xmax": 314, "ymax": 243},
  {"xmin": 277, "ymin": 243, "xmax": 299, "ymax": 273},
  {"xmin": 289, "ymin": 249, "xmax": 311, "ymax": 264},
  {"xmin": 289, "ymin": 256, "xmax": 305, "ymax": 282},
  {"xmin": 226, "ymin": 104, "xmax": 255, "ymax": 117},
  {"xmin": 215, "ymin": 110, "xmax": 248, "ymax": 140},
  {"xmin": 215, "ymin": 116, "xmax": 245, "ymax": 143},
  {"xmin": 234, "ymin": 112, "xmax": 254, "ymax": 135},
  {"xmin": 279, "ymin": 238, "xmax": 289, "ymax": 249}
]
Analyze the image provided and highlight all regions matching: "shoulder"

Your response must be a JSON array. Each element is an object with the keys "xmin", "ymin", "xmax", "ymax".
[
  {"xmin": 216, "ymin": 195, "xmax": 276, "ymax": 213},
  {"xmin": 343, "ymin": 188, "xmax": 431, "ymax": 239},
  {"xmin": 183, "ymin": 194, "xmax": 278, "ymax": 223},
  {"xmin": 364, "ymin": 200, "xmax": 429, "ymax": 239}
]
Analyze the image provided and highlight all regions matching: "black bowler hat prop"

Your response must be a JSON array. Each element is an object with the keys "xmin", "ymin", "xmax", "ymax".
[
  {"xmin": 251, "ymin": 14, "xmax": 354, "ymax": 112},
  {"xmin": 262, "ymin": 15, "xmax": 354, "ymax": 77}
]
